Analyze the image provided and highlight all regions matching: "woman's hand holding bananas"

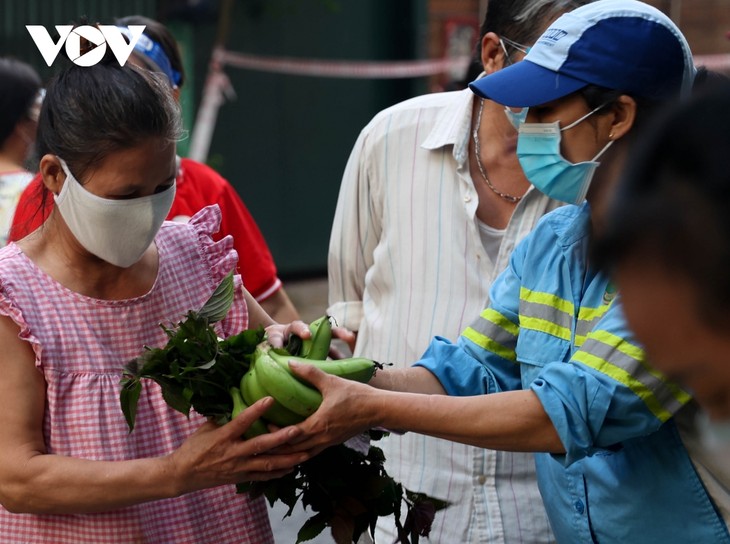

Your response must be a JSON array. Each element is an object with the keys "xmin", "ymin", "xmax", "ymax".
[{"xmin": 232, "ymin": 316, "xmax": 380, "ymax": 437}]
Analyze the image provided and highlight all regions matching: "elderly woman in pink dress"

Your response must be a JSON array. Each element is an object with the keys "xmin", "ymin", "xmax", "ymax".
[{"xmin": 0, "ymin": 39, "xmax": 309, "ymax": 543}]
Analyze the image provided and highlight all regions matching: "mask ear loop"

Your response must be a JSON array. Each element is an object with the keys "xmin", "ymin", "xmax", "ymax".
[
  {"xmin": 591, "ymin": 139, "xmax": 613, "ymax": 162},
  {"xmin": 560, "ymin": 102, "xmax": 611, "ymax": 132}
]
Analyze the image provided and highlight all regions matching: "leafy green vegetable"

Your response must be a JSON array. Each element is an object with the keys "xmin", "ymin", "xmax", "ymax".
[
  {"xmin": 198, "ymin": 271, "xmax": 236, "ymax": 323},
  {"xmin": 120, "ymin": 275, "xmax": 449, "ymax": 543}
]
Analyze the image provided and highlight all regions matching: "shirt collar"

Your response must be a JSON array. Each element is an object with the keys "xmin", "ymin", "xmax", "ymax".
[{"xmin": 421, "ymin": 86, "xmax": 478, "ymax": 165}]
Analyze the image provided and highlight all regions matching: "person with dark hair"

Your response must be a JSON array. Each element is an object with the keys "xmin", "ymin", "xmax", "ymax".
[
  {"xmin": 327, "ymin": 1, "xmax": 592, "ymax": 542},
  {"xmin": 290, "ymin": 1, "xmax": 730, "ymax": 542},
  {"xmin": 593, "ymin": 80, "xmax": 730, "ymax": 496},
  {"xmin": 9, "ymin": 15, "xmax": 301, "ymax": 324},
  {"xmin": 0, "ymin": 44, "xmax": 310, "ymax": 542},
  {"xmin": 0, "ymin": 57, "xmax": 42, "ymax": 246}
]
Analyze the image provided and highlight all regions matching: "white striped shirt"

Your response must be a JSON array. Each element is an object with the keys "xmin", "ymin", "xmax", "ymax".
[{"xmin": 327, "ymin": 87, "xmax": 561, "ymax": 543}]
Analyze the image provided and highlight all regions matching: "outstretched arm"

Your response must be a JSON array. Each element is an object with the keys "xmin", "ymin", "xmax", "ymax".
[{"xmin": 285, "ymin": 362, "xmax": 563, "ymax": 456}]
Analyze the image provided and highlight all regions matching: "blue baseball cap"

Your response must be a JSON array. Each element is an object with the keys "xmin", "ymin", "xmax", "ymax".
[{"xmin": 469, "ymin": 0, "xmax": 696, "ymax": 107}]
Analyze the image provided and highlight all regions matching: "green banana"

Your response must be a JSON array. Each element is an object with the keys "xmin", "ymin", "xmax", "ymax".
[
  {"xmin": 240, "ymin": 367, "xmax": 305, "ymax": 426},
  {"xmin": 267, "ymin": 348, "xmax": 377, "ymax": 384},
  {"xmin": 253, "ymin": 347, "xmax": 322, "ymax": 417},
  {"xmin": 229, "ymin": 386, "xmax": 268, "ymax": 439},
  {"xmin": 300, "ymin": 315, "xmax": 332, "ymax": 360}
]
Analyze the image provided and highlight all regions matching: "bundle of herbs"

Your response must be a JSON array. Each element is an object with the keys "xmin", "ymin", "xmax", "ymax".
[{"xmin": 120, "ymin": 274, "xmax": 448, "ymax": 543}]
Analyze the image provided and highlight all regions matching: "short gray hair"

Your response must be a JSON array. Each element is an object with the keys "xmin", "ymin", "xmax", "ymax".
[{"xmin": 479, "ymin": 0, "xmax": 595, "ymax": 51}]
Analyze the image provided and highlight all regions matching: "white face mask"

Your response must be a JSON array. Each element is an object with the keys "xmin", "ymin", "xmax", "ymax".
[{"xmin": 55, "ymin": 158, "xmax": 176, "ymax": 268}]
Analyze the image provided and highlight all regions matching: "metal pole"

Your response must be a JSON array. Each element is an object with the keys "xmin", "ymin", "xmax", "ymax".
[{"xmin": 187, "ymin": 0, "xmax": 235, "ymax": 162}]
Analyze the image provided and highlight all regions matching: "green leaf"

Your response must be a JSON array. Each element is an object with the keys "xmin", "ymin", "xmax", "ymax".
[
  {"xmin": 198, "ymin": 272, "xmax": 235, "ymax": 323},
  {"xmin": 119, "ymin": 377, "xmax": 142, "ymax": 432},
  {"xmin": 159, "ymin": 381, "xmax": 192, "ymax": 416},
  {"xmin": 235, "ymin": 481, "xmax": 255, "ymax": 494},
  {"xmin": 401, "ymin": 489, "xmax": 451, "ymax": 541},
  {"xmin": 329, "ymin": 513, "xmax": 356, "ymax": 544},
  {"xmin": 405, "ymin": 489, "xmax": 450, "ymax": 513},
  {"xmin": 296, "ymin": 514, "xmax": 328, "ymax": 543}
]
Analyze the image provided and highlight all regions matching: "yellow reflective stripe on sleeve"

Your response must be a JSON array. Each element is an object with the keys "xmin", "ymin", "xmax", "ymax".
[
  {"xmin": 593, "ymin": 330, "xmax": 647, "ymax": 367},
  {"xmin": 574, "ymin": 305, "xmax": 611, "ymax": 347},
  {"xmin": 480, "ymin": 307, "xmax": 520, "ymax": 337},
  {"xmin": 519, "ymin": 287, "xmax": 574, "ymax": 341},
  {"xmin": 572, "ymin": 349, "xmax": 674, "ymax": 422},
  {"xmin": 465, "ymin": 308, "xmax": 519, "ymax": 356},
  {"xmin": 574, "ymin": 330, "xmax": 692, "ymax": 421},
  {"xmin": 520, "ymin": 316, "xmax": 572, "ymax": 341},
  {"xmin": 578, "ymin": 304, "xmax": 610, "ymax": 322},
  {"xmin": 574, "ymin": 334, "xmax": 588, "ymax": 348},
  {"xmin": 462, "ymin": 327, "xmax": 517, "ymax": 362},
  {"xmin": 520, "ymin": 287, "xmax": 575, "ymax": 341},
  {"xmin": 590, "ymin": 331, "xmax": 692, "ymax": 406},
  {"xmin": 520, "ymin": 287, "xmax": 575, "ymax": 315}
]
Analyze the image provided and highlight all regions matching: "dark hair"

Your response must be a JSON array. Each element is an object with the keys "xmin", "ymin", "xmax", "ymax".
[
  {"xmin": 594, "ymin": 77, "xmax": 730, "ymax": 329},
  {"xmin": 579, "ymin": 84, "xmax": 657, "ymax": 133},
  {"xmin": 0, "ymin": 58, "xmax": 42, "ymax": 145},
  {"xmin": 566, "ymin": 68, "xmax": 721, "ymax": 145},
  {"xmin": 115, "ymin": 15, "xmax": 186, "ymax": 88},
  {"xmin": 36, "ymin": 42, "xmax": 182, "ymax": 180},
  {"xmin": 462, "ymin": 0, "xmax": 594, "ymax": 84}
]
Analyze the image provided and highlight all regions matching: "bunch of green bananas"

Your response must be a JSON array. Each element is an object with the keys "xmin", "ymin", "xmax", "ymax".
[{"xmin": 230, "ymin": 316, "xmax": 378, "ymax": 438}]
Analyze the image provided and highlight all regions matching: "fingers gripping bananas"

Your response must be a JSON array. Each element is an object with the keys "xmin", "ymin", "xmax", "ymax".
[
  {"xmin": 299, "ymin": 315, "xmax": 332, "ymax": 360},
  {"xmin": 231, "ymin": 316, "xmax": 380, "ymax": 438},
  {"xmin": 254, "ymin": 348, "xmax": 323, "ymax": 417},
  {"xmin": 267, "ymin": 348, "xmax": 376, "ymax": 384}
]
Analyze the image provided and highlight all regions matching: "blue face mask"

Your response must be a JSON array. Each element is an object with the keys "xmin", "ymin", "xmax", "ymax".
[
  {"xmin": 504, "ymin": 106, "xmax": 529, "ymax": 130},
  {"xmin": 516, "ymin": 104, "xmax": 612, "ymax": 205}
]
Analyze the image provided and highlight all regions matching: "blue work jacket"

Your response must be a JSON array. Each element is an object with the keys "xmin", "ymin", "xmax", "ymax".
[{"xmin": 417, "ymin": 203, "xmax": 730, "ymax": 543}]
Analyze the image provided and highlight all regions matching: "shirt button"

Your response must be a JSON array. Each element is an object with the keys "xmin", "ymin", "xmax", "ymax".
[
  {"xmin": 574, "ymin": 500, "xmax": 585, "ymax": 514},
  {"xmin": 464, "ymin": 194, "xmax": 472, "ymax": 202},
  {"xmin": 477, "ymin": 475, "xmax": 487, "ymax": 485}
]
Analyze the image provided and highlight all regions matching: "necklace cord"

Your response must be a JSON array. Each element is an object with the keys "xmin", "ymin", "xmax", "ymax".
[{"xmin": 472, "ymin": 98, "xmax": 523, "ymax": 204}]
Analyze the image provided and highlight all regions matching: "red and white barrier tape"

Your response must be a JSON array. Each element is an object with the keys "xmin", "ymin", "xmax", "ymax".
[
  {"xmin": 189, "ymin": 48, "xmax": 730, "ymax": 162},
  {"xmin": 214, "ymin": 48, "xmax": 472, "ymax": 79},
  {"xmin": 214, "ymin": 48, "xmax": 730, "ymax": 79},
  {"xmin": 694, "ymin": 53, "xmax": 730, "ymax": 71}
]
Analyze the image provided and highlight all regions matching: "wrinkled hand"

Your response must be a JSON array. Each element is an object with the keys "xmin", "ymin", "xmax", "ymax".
[
  {"xmin": 328, "ymin": 325, "xmax": 357, "ymax": 359},
  {"xmin": 265, "ymin": 320, "xmax": 357, "ymax": 359},
  {"xmin": 169, "ymin": 397, "xmax": 310, "ymax": 495},
  {"xmin": 280, "ymin": 362, "xmax": 379, "ymax": 456},
  {"xmin": 265, "ymin": 320, "xmax": 310, "ymax": 349}
]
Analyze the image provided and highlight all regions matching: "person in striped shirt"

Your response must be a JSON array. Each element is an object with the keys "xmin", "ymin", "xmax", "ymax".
[{"xmin": 327, "ymin": 1, "xmax": 592, "ymax": 542}]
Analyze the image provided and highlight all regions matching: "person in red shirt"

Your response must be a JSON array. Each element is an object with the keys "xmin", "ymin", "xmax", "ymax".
[{"xmin": 10, "ymin": 15, "xmax": 300, "ymax": 323}]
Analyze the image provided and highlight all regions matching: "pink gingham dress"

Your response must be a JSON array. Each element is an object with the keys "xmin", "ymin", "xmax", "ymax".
[{"xmin": 0, "ymin": 206, "xmax": 274, "ymax": 544}]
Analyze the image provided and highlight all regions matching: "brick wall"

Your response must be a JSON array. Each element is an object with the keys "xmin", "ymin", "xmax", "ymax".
[{"xmin": 427, "ymin": 0, "xmax": 730, "ymax": 88}]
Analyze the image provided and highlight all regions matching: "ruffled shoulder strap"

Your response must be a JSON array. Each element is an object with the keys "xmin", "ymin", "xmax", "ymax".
[
  {"xmin": 187, "ymin": 205, "xmax": 240, "ymax": 285},
  {"xmin": 0, "ymin": 246, "xmax": 43, "ymax": 368},
  {"xmin": 183, "ymin": 205, "xmax": 247, "ymax": 335}
]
